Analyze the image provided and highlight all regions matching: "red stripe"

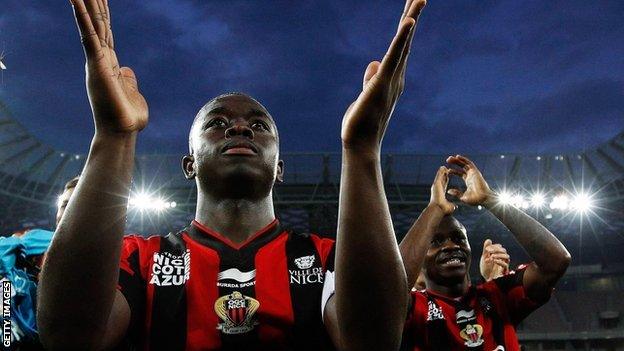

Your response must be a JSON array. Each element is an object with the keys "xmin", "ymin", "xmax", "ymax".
[
  {"xmin": 183, "ymin": 232, "xmax": 222, "ymax": 350},
  {"xmin": 308, "ymin": 234, "xmax": 335, "ymax": 269},
  {"xmin": 254, "ymin": 231, "xmax": 293, "ymax": 345},
  {"xmin": 191, "ymin": 218, "xmax": 279, "ymax": 250}
]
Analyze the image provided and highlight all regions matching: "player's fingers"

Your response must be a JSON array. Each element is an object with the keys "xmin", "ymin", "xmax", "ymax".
[
  {"xmin": 493, "ymin": 259, "xmax": 509, "ymax": 269},
  {"xmin": 487, "ymin": 244, "xmax": 507, "ymax": 254},
  {"xmin": 447, "ymin": 188, "xmax": 463, "ymax": 199},
  {"xmin": 456, "ymin": 154, "xmax": 477, "ymax": 169},
  {"xmin": 434, "ymin": 166, "xmax": 451, "ymax": 187},
  {"xmin": 489, "ymin": 253, "xmax": 510, "ymax": 262},
  {"xmin": 396, "ymin": 0, "xmax": 425, "ymax": 77},
  {"xmin": 84, "ymin": 0, "xmax": 107, "ymax": 47},
  {"xmin": 400, "ymin": 0, "xmax": 414, "ymax": 22},
  {"xmin": 101, "ymin": 0, "xmax": 114, "ymax": 49},
  {"xmin": 71, "ymin": 0, "xmax": 101, "ymax": 61},
  {"xmin": 483, "ymin": 239, "xmax": 493, "ymax": 250},
  {"xmin": 404, "ymin": 0, "xmax": 426, "ymax": 20},
  {"xmin": 363, "ymin": 61, "xmax": 381, "ymax": 89},
  {"xmin": 378, "ymin": 18, "xmax": 415, "ymax": 81}
]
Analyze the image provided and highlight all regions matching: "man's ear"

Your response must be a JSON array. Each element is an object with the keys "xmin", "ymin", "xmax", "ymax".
[
  {"xmin": 276, "ymin": 160, "xmax": 284, "ymax": 183},
  {"xmin": 181, "ymin": 155, "xmax": 196, "ymax": 179}
]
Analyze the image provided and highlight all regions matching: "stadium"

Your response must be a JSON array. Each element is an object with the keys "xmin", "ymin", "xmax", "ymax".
[
  {"xmin": 1, "ymin": 100, "xmax": 624, "ymax": 349},
  {"xmin": 2, "ymin": 1, "xmax": 624, "ymax": 349}
]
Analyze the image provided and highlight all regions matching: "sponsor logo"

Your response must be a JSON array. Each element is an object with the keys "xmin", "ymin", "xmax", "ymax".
[
  {"xmin": 214, "ymin": 291, "xmax": 260, "ymax": 334},
  {"xmin": 460, "ymin": 324, "xmax": 484, "ymax": 348},
  {"xmin": 456, "ymin": 309, "xmax": 475, "ymax": 321},
  {"xmin": 289, "ymin": 255, "xmax": 323, "ymax": 285},
  {"xmin": 217, "ymin": 268, "xmax": 256, "ymax": 288},
  {"xmin": 149, "ymin": 250, "xmax": 191, "ymax": 286},
  {"xmin": 1, "ymin": 279, "xmax": 11, "ymax": 347},
  {"xmin": 456, "ymin": 309, "xmax": 477, "ymax": 324},
  {"xmin": 426, "ymin": 300, "xmax": 445, "ymax": 321}
]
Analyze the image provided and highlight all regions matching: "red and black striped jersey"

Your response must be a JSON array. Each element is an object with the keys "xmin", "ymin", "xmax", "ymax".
[
  {"xmin": 117, "ymin": 219, "xmax": 337, "ymax": 350},
  {"xmin": 402, "ymin": 265, "xmax": 546, "ymax": 351}
]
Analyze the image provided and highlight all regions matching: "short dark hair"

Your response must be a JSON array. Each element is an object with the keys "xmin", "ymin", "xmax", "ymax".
[{"xmin": 63, "ymin": 176, "xmax": 80, "ymax": 192}]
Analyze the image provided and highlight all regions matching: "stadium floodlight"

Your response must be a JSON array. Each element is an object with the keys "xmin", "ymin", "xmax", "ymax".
[
  {"xmin": 128, "ymin": 192, "xmax": 175, "ymax": 211},
  {"xmin": 511, "ymin": 194, "xmax": 529, "ymax": 209},
  {"xmin": 570, "ymin": 192, "xmax": 593, "ymax": 213},
  {"xmin": 530, "ymin": 193, "xmax": 546, "ymax": 208},
  {"xmin": 497, "ymin": 190, "xmax": 513, "ymax": 205},
  {"xmin": 549, "ymin": 194, "xmax": 569, "ymax": 210}
]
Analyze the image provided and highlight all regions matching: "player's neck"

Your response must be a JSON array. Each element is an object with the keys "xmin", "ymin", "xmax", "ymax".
[
  {"xmin": 427, "ymin": 277, "xmax": 470, "ymax": 298},
  {"xmin": 195, "ymin": 192, "xmax": 276, "ymax": 245}
]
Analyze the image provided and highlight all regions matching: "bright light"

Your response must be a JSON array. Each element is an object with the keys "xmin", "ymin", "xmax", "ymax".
[
  {"xmin": 530, "ymin": 193, "xmax": 546, "ymax": 208},
  {"xmin": 550, "ymin": 194, "xmax": 569, "ymax": 210},
  {"xmin": 128, "ymin": 192, "xmax": 176, "ymax": 211},
  {"xmin": 498, "ymin": 191, "xmax": 513, "ymax": 205},
  {"xmin": 570, "ymin": 193, "xmax": 593, "ymax": 213},
  {"xmin": 511, "ymin": 194, "xmax": 529, "ymax": 209}
]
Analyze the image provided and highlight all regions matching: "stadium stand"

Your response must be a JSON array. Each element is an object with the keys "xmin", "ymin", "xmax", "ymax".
[{"xmin": 2, "ymin": 101, "xmax": 624, "ymax": 349}]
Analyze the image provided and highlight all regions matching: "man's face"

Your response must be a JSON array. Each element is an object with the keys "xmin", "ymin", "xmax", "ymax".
[
  {"xmin": 56, "ymin": 187, "xmax": 75, "ymax": 226},
  {"xmin": 424, "ymin": 216, "xmax": 472, "ymax": 286},
  {"xmin": 185, "ymin": 94, "xmax": 283, "ymax": 198}
]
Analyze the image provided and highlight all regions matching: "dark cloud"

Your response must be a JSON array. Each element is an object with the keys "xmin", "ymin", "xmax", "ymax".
[{"xmin": 0, "ymin": 0, "xmax": 622, "ymax": 156}]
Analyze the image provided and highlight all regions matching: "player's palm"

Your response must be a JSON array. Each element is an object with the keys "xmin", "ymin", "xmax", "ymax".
[
  {"xmin": 341, "ymin": 0, "xmax": 426, "ymax": 153},
  {"xmin": 72, "ymin": 0, "xmax": 148, "ymax": 134}
]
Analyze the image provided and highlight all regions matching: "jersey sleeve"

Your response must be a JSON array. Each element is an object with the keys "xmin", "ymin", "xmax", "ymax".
[
  {"xmin": 492, "ymin": 263, "xmax": 549, "ymax": 325},
  {"xmin": 117, "ymin": 235, "xmax": 148, "ymax": 334},
  {"xmin": 320, "ymin": 242, "xmax": 336, "ymax": 319}
]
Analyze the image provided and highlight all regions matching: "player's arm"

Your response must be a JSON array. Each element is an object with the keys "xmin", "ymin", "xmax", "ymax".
[
  {"xmin": 326, "ymin": 1, "xmax": 426, "ymax": 350},
  {"xmin": 446, "ymin": 155, "xmax": 571, "ymax": 302},
  {"xmin": 399, "ymin": 166, "xmax": 456, "ymax": 289},
  {"xmin": 479, "ymin": 239, "xmax": 510, "ymax": 282},
  {"xmin": 37, "ymin": 1, "xmax": 148, "ymax": 349}
]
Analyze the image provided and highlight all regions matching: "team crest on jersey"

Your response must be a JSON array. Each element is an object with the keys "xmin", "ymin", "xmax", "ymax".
[
  {"xmin": 149, "ymin": 250, "xmax": 190, "ymax": 286},
  {"xmin": 294, "ymin": 255, "xmax": 315, "ymax": 269},
  {"xmin": 214, "ymin": 291, "xmax": 260, "ymax": 334},
  {"xmin": 460, "ymin": 324, "xmax": 484, "ymax": 347},
  {"xmin": 290, "ymin": 255, "xmax": 323, "ymax": 285}
]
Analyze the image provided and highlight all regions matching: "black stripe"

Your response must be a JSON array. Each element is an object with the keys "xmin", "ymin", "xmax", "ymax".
[
  {"xmin": 286, "ymin": 231, "xmax": 334, "ymax": 351},
  {"xmin": 215, "ymin": 235, "xmax": 261, "ymax": 350},
  {"xmin": 148, "ymin": 232, "xmax": 188, "ymax": 350},
  {"xmin": 118, "ymin": 249, "xmax": 145, "ymax": 341}
]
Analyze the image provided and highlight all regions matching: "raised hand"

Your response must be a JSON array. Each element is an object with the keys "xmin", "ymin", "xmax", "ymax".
[
  {"xmin": 341, "ymin": 0, "xmax": 426, "ymax": 153},
  {"xmin": 429, "ymin": 166, "xmax": 457, "ymax": 215},
  {"xmin": 71, "ymin": 0, "xmax": 148, "ymax": 134},
  {"xmin": 446, "ymin": 155, "xmax": 495, "ymax": 206},
  {"xmin": 479, "ymin": 239, "xmax": 510, "ymax": 281}
]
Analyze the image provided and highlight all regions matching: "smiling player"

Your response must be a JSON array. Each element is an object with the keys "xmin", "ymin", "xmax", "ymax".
[{"xmin": 399, "ymin": 155, "xmax": 571, "ymax": 350}]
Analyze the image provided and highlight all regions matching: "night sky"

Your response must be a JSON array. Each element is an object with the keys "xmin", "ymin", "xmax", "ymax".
[{"xmin": 1, "ymin": 0, "xmax": 623, "ymax": 156}]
